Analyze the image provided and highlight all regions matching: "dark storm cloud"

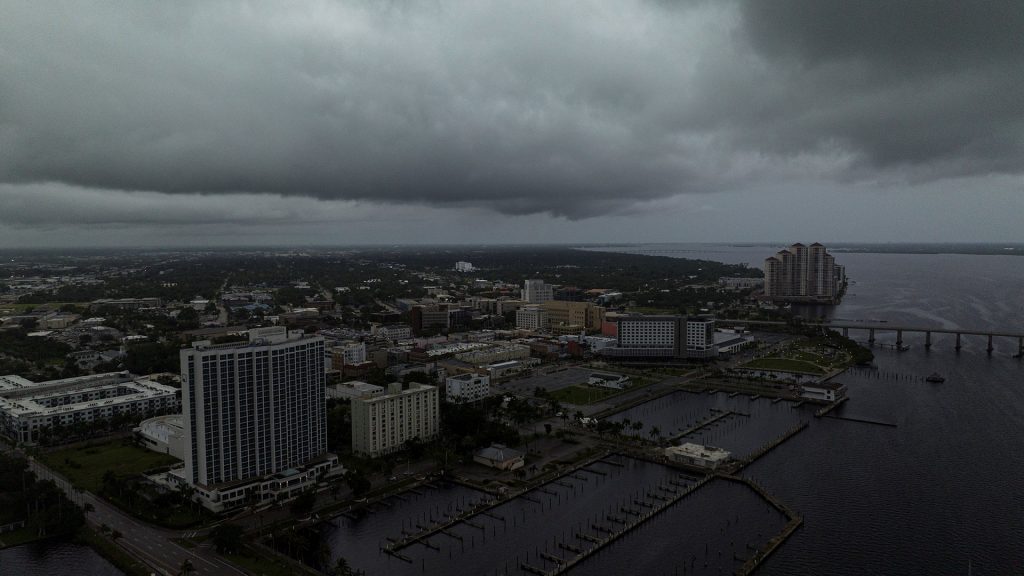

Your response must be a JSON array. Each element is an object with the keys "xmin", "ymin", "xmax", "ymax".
[
  {"xmin": 0, "ymin": 1, "xmax": 1020, "ymax": 223},
  {"xmin": 732, "ymin": 0, "xmax": 1024, "ymax": 175}
]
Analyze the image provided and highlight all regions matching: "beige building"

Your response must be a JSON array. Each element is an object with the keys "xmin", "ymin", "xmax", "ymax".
[
  {"xmin": 351, "ymin": 382, "xmax": 439, "ymax": 457},
  {"xmin": 542, "ymin": 301, "xmax": 605, "ymax": 334}
]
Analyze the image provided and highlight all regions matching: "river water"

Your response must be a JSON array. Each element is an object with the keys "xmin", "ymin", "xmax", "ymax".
[
  {"xmin": 586, "ymin": 243, "xmax": 1024, "ymax": 574},
  {"xmin": 317, "ymin": 244, "xmax": 1024, "ymax": 575},
  {"xmin": 0, "ymin": 539, "xmax": 123, "ymax": 575}
]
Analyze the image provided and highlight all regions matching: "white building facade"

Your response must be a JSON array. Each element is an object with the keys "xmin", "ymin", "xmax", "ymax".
[
  {"xmin": 445, "ymin": 373, "xmax": 490, "ymax": 403},
  {"xmin": 516, "ymin": 306, "xmax": 548, "ymax": 331},
  {"xmin": 351, "ymin": 382, "xmax": 439, "ymax": 457},
  {"xmin": 522, "ymin": 279, "xmax": 554, "ymax": 304},
  {"xmin": 178, "ymin": 327, "xmax": 337, "ymax": 511},
  {"xmin": 685, "ymin": 316, "xmax": 717, "ymax": 358},
  {"xmin": 0, "ymin": 372, "xmax": 179, "ymax": 444}
]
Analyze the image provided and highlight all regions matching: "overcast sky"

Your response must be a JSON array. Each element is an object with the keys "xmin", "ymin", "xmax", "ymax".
[{"xmin": 1, "ymin": 1, "xmax": 1021, "ymax": 247}]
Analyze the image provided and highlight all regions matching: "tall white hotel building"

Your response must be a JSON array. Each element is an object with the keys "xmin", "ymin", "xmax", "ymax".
[{"xmin": 178, "ymin": 327, "xmax": 338, "ymax": 512}]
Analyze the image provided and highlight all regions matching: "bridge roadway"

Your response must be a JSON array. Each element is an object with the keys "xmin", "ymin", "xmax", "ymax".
[{"xmin": 722, "ymin": 319, "xmax": 1024, "ymax": 355}]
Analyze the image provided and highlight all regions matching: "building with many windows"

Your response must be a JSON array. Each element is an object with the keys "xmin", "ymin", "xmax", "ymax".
[
  {"xmin": 175, "ymin": 327, "xmax": 338, "ymax": 511},
  {"xmin": 516, "ymin": 306, "xmax": 549, "ymax": 331},
  {"xmin": 541, "ymin": 301, "xmax": 606, "ymax": 334},
  {"xmin": 522, "ymin": 279, "xmax": 554, "ymax": 304},
  {"xmin": 351, "ymin": 382, "xmax": 439, "ymax": 457},
  {"xmin": 599, "ymin": 314, "xmax": 717, "ymax": 360},
  {"xmin": 685, "ymin": 316, "xmax": 717, "ymax": 358},
  {"xmin": 0, "ymin": 372, "xmax": 179, "ymax": 444},
  {"xmin": 445, "ymin": 373, "xmax": 490, "ymax": 403},
  {"xmin": 763, "ymin": 243, "xmax": 844, "ymax": 303}
]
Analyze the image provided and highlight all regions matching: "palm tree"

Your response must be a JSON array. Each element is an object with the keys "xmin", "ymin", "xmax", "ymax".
[
  {"xmin": 331, "ymin": 557, "xmax": 354, "ymax": 576},
  {"xmin": 648, "ymin": 426, "xmax": 661, "ymax": 442}
]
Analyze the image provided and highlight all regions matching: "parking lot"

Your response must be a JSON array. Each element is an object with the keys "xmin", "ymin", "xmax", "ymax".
[{"xmin": 494, "ymin": 366, "xmax": 597, "ymax": 396}]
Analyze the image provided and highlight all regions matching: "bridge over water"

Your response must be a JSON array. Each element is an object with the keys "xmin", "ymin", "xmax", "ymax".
[{"xmin": 721, "ymin": 319, "xmax": 1024, "ymax": 356}]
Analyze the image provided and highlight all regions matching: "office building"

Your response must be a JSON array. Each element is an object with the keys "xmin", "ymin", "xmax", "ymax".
[
  {"xmin": 411, "ymin": 304, "xmax": 450, "ymax": 335},
  {"xmin": 445, "ymin": 373, "xmax": 490, "ymax": 403},
  {"xmin": 327, "ymin": 341, "xmax": 367, "ymax": 371},
  {"xmin": 516, "ymin": 306, "xmax": 548, "ymax": 331},
  {"xmin": 541, "ymin": 301, "xmax": 606, "ymax": 334},
  {"xmin": 598, "ymin": 314, "xmax": 717, "ymax": 360},
  {"xmin": 0, "ymin": 372, "xmax": 179, "ymax": 444},
  {"xmin": 351, "ymin": 382, "xmax": 439, "ymax": 457},
  {"xmin": 522, "ymin": 279, "xmax": 554, "ymax": 304},
  {"xmin": 764, "ymin": 243, "xmax": 843, "ymax": 303},
  {"xmin": 454, "ymin": 261, "xmax": 475, "ymax": 272},
  {"xmin": 685, "ymin": 316, "xmax": 717, "ymax": 358},
  {"xmin": 177, "ymin": 327, "xmax": 338, "ymax": 511}
]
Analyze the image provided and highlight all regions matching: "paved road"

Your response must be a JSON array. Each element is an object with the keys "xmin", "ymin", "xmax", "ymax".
[{"xmin": 26, "ymin": 457, "xmax": 245, "ymax": 576}]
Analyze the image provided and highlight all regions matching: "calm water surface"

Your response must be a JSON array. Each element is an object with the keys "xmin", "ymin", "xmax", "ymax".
[
  {"xmin": 0, "ymin": 539, "xmax": 123, "ymax": 576},
  {"xmin": 593, "ymin": 243, "xmax": 1024, "ymax": 574}
]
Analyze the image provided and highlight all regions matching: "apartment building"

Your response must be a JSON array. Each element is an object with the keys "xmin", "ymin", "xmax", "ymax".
[
  {"xmin": 177, "ymin": 327, "xmax": 338, "ymax": 511},
  {"xmin": 351, "ymin": 382, "xmax": 439, "ymax": 457}
]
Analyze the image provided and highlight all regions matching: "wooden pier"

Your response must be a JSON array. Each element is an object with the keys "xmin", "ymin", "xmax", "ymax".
[
  {"xmin": 715, "ymin": 475, "xmax": 804, "ymax": 576},
  {"xmin": 541, "ymin": 475, "xmax": 715, "ymax": 576}
]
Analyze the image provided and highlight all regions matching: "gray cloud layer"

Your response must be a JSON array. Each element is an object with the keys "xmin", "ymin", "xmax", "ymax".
[{"xmin": 1, "ymin": 1, "xmax": 1021, "ymax": 220}]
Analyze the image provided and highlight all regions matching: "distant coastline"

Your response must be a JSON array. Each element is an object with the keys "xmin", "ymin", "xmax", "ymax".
[{"xmin": 576, "ymin": 242, "xmax": 1024, "ymax": 257}]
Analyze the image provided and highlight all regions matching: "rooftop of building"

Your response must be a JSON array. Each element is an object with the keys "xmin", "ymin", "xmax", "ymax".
[
  {"xmin": 668, "ymin": 443, "xmax": 731, "ymax": 460},
  {"xmin": 804, "ymin": 381, "xmax": 847, "ymax": 390},
  {"xmin": 354, "ymin": 381, "xmax": 436, "ymax": 403},
  {"xmin": 475, "ymin": 444, "xmax": 524, "ymax": 462},
  {"xmin": 0, "ymin": 373, "xmax": 178, "ymax": 419}
]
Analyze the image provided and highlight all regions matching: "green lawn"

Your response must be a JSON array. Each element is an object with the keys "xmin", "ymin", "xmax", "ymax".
[
  {"xmin": 39, "ymin": 439, "xmax": 181, "ymax": 492},
  {"xmin": 0, "ymin": 526, "xmax": 49, "ymax": 549},
  {"xmin": 741, "ymin": 357, "xmax": 825, "ymax": 375},
  {"xmin": 549, "ymin": 385, "xmax": 624, "ymax": 405}
]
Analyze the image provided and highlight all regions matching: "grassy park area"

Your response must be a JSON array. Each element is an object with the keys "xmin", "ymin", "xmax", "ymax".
[
  {"xmin": 741, "ymin": 357, "xmax": 825, "ymax": 375},
  {"xmin": 549, "ymin": 384, "xmax": 623, "ymax": 405},
  {"xmin": 740, "ymin": 336, "xmax": 857, "ymax": 376},
  {"xmin": 39, "ymin": 438, "xmax": 180, "ymax": 493}
]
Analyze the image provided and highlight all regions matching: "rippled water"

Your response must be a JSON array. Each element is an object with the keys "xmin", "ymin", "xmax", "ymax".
[
  {"xmin": 591, "ymin": 243, "xmax": 1024, "ymax": 574},
  {"xmin": 0, "ymin": 539, "xmax": 123, "ymax": 576}
]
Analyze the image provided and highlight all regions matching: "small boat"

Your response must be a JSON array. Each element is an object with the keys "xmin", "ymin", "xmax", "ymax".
[{"xmin": 926, "ymin": 372, "xmax": 945, "ymax": 383}]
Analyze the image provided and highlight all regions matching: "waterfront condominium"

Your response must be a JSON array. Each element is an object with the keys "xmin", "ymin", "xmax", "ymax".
[
  {"xmin": 176, "ymin": 326, "xmax": 338, "ymax": 512},
  {"xmin": 351, "ymin": 382, "xmax": 439, "ymax": 457},
  {"xmin": 763, "ymin": 242, "xmax": 843, "ymax": 303}
]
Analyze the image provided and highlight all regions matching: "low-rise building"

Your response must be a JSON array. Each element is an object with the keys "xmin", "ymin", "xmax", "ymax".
[
  {"xmin": 373, "ymin": 324, "xmax": 413, "ymax": 341},
  {"xmin": 485, "ymin": 359, "xmax": 539, "ymax": 380},
  {"xmin": 800, "ymin": 381, "xmax": 847, "ymax": 402},
  {"xmin": 135, "ymin": 414, "xmax": 185, "ymax": 459},
  {"xmin": 351, "ymin": 382, "xmax": 439, "ymax": 458},
  {"xmin": 473, "ymin": 444, "xmax": 525, "ymax": 470},
  {"xmin": 664, "ymin": 443, "xmax": 731, "ymax": 470},
  {"xmin": 445, "ymin": 373, "xmax": 490, "ymax": 403},
  {"xmin": 454, "ymin": 343, "xmax": 531, "ymax": 365},
  {"xmin": 327, "ymin": 341, "xmax": 367, "ymax": 371},
  {"xmin": 0, "ymin": 372, "xmax": 180, "ymax": 444},
  {"xmin": 587, "ymin": 372, "xmax": 630, "ymax": 389}
]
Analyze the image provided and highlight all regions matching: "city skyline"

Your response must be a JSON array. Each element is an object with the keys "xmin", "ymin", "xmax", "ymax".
[{"xmin": 1, "ymin": 1, "xmax": 1022, "ymax": 247}]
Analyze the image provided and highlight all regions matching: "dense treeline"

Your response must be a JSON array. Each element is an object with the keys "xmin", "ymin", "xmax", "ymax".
[{"xmin": 0, "ymin": 453, "xmax": 85, "ymax": 538}]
